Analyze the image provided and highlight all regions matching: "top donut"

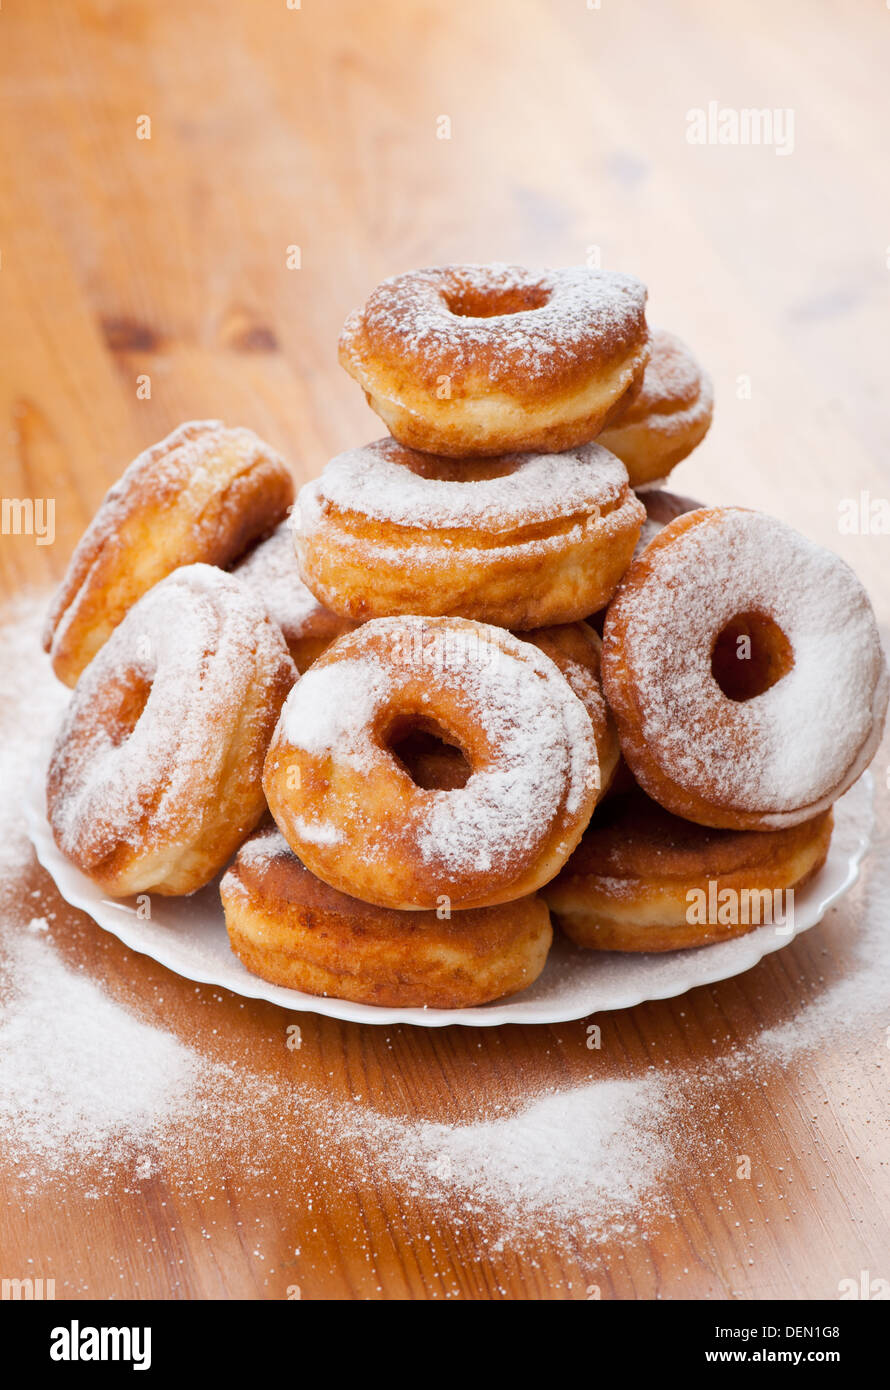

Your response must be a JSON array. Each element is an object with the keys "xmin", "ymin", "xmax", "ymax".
[{"xmin": 339, "ymin": 263, "xmax": 650, "ymax": 457}]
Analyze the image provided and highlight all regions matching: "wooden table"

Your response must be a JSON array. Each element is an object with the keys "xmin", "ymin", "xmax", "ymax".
[{"xmin": 1, "ymin": 0, "xmax": 888, "ymax": 1301}]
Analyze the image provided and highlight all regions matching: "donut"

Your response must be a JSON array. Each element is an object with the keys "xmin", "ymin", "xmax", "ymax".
[
  {"xmin": 520, "ymin": 621, "xmax": 620, "ymax": 802},
  {"xmin": 597, "ymin": 328, "xmax": 713, "ymax": 487},
  {"xmin": 295, "ymin": 437, "xmax": 644, "ymax": 628},
  {"xmin": 544, "ymin": 785, "xmax": 833, "ymax": 951},
  {"xmin": 221, "ymin": 828, "xmax": 552, "ymax": 1008},
  {"xmin": 338, "ymin": 263, "xmax": 650, "ymax": 457},
  {"xmin": 602, "ymin": 507, "xmax": 889, "ymax": 829},
  {"xmin": 44, "ymin": 420, "xmax": 294, "ymax": 686},
  {"xmin": 232, "ymin": 520, "xmax": 356, "ymax": 670},
  {"xmin": 46, "ymin": 564, "xmax": 297, "ymax": 896},
  {"xmin": 263, "ymin": 615, "xmax": 599, "ymax": 910}
]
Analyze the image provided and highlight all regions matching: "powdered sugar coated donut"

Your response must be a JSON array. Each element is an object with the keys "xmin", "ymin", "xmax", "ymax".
[
  {"xmin": 47, "ymin": 563, "xmax": 297, "ymax": 895},
  {"xmin": 339, "ymin": 263, "xmax": 650, "ymax": 457},
  {"xmin": 222, "ymin": 828, "xmax": 553, "ymax": 1008},
  {"xmin": 545, "ymin": 785, "xmax": 833, "ymax": 951},
  {"xmin": 295, "ymin": 437, "xmax": 644, "ymax": 628},
  {"xmin": 602, "ymin": 508, "xmax": 889, "ymax": 829},
  {"xmin": 44, "ymin": 420, "xmax": 294, "ymax": 686},
  {"xmin": 263, "ymin": 616, "xmax": 600, "ymax": 910}
]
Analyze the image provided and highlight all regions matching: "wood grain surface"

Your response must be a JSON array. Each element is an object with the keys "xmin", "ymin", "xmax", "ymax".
[{"xmin": 1, "ymin": 0, "xmax": 888, "ymax": 1301}]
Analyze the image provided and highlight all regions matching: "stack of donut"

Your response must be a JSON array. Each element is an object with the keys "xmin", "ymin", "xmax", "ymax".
[{"xmin": 43, "ymin": 264, "xmax": 888, "ymax": 1010}]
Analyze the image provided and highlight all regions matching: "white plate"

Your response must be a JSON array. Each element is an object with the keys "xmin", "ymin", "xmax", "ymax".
[{"xmin": 27, "ymin": 769, "xmax": 873, "ymax": 1028}]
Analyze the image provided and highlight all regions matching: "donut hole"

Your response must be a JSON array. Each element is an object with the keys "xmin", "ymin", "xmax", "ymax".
[
  {"xmin": 400, "ymin": 452, "xmax": 520, "ymax": 483},
  {"xmin": 711, "ymin": 612, "xmax": 794, "ymax": 702},
  {"xmin": 108, "ymin": 672, "xmax": 153, "ymax": 746},
  {"xmin": 443, "ymin": 281, "xmax": 551, "ymax": 320},
  {"xmin": 386, "ymin": 718, "xmax": 473, "ymax": 790}
]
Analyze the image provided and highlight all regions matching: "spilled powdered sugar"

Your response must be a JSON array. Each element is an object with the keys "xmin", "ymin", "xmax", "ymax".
[
  {"xmin": 0, "ymin": 595, "xmax": 68, "ymax": 879},
  {"xmin": 737, "ymin": 777, "xmax": 888, "ymax": 1062},
  {"xmin": 1, "ymin": 911, "xmax": 672, "ymax": 1235},
  {"xmin": 300, "ymin": 437, "xmax": 625, "ymax": 532},
  {"xmin": 0, "ymin": 932, "xmax": 237, "ymax": 1167},
  {"xmin": 365, "ymin": 1079, "xmax": 672, "ymax": 1222}
]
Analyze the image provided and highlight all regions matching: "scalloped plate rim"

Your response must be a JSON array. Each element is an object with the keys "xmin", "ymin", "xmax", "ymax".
[{"xmin": 26, "ymin": 770, "xmax": 873, "ymax": 1028}]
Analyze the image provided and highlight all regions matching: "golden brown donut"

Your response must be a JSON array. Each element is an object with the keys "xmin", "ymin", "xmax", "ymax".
[
  {"xmin": 295, "ymin": 437, "xmax": 644, "ymax": 628},
  {"xmin": 263, "ymin": 616, "xmax": 600, "ymax": 910},
  {"xmin": 232, "ymin": 520, "xmax": 356, "ymax": 670},
  {"xmin": 47, "ymin": 564, "xmax": 296, "ymax": 896},
  {"xmin": 602, "ymin": 508, "xmax": 889, "ymax": 829},
  {"xmin": 597, "ymin": 328, "xmax": 713, "ymax": 487},
  {"xmin": 44, "ymin": 420, "xmax": 294, "ymax": 686},
  {"xmin": 520, "ymin": 621, "xmax": 620, "ymax": 802},
  {"xmin": 339, "ymin": 263, "xmax": 650, "ymax": 457},
  {"xmin": 544, "ymin": 786, "xmax": 833, "ymax": 951},
  {"xmin": 222, "ymin": 828, "xmax": 552, "ymax": 1008}
]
